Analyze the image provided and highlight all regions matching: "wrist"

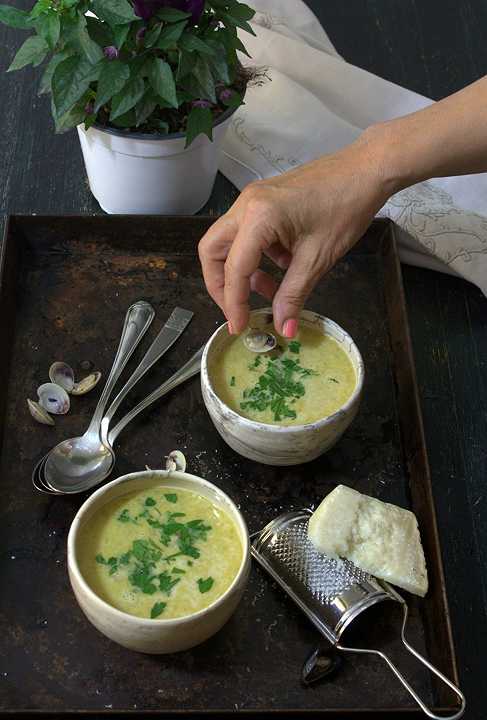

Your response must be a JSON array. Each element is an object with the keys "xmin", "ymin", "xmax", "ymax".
[{"xmin": 359, "ymin": 120, "xmax": 421, "ymax": 201}]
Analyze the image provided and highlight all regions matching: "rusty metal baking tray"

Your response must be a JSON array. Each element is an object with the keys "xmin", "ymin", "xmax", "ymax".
[{"xmin": 0, "ymin": 215, "xmax": 459, "ymax": 718}]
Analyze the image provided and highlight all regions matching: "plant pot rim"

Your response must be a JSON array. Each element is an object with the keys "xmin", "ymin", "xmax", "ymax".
[{"xmin": 91, "ymin": 102, "xmax": 239, "ymax": 142}]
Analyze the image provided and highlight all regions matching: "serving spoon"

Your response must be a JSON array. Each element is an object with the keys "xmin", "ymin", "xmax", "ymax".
[
  {"xmin": 41, "ymin": 305, "xmax": 194, "ymax": 494},
  {"xmin": 33, "ymin": 345, "xmax": 204, "ymax": 495}
]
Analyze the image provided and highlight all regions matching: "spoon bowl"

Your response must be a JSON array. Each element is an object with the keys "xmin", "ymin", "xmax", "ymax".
[{"xmin": 44, "ymin": 435, "xmax": 115, "ymax": 493}]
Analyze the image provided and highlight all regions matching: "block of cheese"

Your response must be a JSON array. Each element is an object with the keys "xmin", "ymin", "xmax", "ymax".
[{"xmin": 308, "ymin": 485, "xmax": 428, "ymax": 597}]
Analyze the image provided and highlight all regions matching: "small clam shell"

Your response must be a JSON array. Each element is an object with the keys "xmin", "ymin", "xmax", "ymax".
[
  {"xmin": 165, "ymin": 450, "xmax": 186, "ymax": 473},
  {"xmin": 37, "ymin": 383, "xmax": 70, "ymax": 415},
  {"xmin": 27, "ymin": 399, "xmax": 54, "ymax": 426},
  {"xmin": 71, "ymin": 371, "xmax": 101, "ymax": 396},
  {"xmin": 49, "ymin": 362, "xmax": 75, "ymax": 392},
  {"xmin": 244, "ymin": 330, "xmax": 277, "ymax": 353}
]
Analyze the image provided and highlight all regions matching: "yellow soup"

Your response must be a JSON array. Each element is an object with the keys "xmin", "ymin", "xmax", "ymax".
[
  {"xmin": 77, "ymin": 486, "xmax": 243, "ymax": 620},
  {"xmin": 211, "ymin": 324, "xmax": 356, "ymax": 426}
]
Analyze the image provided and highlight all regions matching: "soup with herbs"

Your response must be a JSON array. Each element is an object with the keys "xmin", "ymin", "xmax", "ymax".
[
  {"xmin": 77, "ymin": 486, "xmax": 243, "ymax": 620},
  {"xmin": 211, "ymin": 324, "xmax": 357, "ymax": 426}
]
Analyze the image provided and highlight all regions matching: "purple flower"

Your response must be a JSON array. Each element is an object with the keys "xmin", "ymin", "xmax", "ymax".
[
  {"xmin": 133, "ymin": 0, "xmax": 204, "ymax": 24},
  {"xmin": 103, "ymin": 45, "xmax": 119, "ymax": 60},
  {"xmin": 219, "ymin": 88, "xmax": 232, "ymax": 102},
  {"xmin": 192, "ymin": 99, "xmax": 212, "ymax": 108}
]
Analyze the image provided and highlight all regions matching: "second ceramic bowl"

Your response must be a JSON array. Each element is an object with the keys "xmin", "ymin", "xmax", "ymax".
[
  {"xmin": 67, "ymin": 469, "xmax": 250, "ymax": 654},
  {"xmin": 201, "ymin": 309, "xmax": 364, "ymax": 465}
]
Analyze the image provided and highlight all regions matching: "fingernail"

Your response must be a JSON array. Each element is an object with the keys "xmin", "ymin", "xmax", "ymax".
[
  {"xmin": 228, "ymin": 321, "xmax": 234, "ymax": 335},
  {"xmin": 283, "ymin": 319, "xmax": 298, "ymax": 338}
]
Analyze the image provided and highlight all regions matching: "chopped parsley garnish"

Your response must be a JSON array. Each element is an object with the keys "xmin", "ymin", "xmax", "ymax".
[
  {"xmin": 158, "ymin": 571, "xmax": 180, "ymax": 594},
  {"xmin": 95, "ymin": 497, "xmax": 214, "ymax": 618},
  {"xmin": 328, "ymin": 377, "xmax": 339, "ymax": 383},
  {"xmin": 248, "ymin": 356, "xmax": 262, "ymax": 370},
  {"xmin": 197, "ymin": 577, "xmax": 214, "ymax": 594},
  {"xmin": 117, "ymin": 508, "xmax": 139, "ymax": 524},
  {"xmin": 230, "ymin": 376, "xmax": 236, "ymax": 386},
  {"xmin": 150, "ymin": 601, "xmax": 166, "ymax": 619},
  {"xmin": 240, "ymin": 354, "xmax": 318, "ymax": 421},
  {"xmin": 288, "ymin": 340, "xmax": 301, "ymax": 353}
]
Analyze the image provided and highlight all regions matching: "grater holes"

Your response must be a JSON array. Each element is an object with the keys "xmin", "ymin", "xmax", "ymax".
[{"xmin": 266, "ymin": 517, "xmax": 371, "ymax": 603}]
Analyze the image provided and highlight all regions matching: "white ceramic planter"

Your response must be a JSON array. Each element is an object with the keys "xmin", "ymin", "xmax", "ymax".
[
  {"xmin": 77, "ymin": 109, "xmax": 234, "ymax": 215},
  {"xmin": 201, "ymin": 309, "xmax": 365, "ymax": 466},
  {"xmin": 67, "ymin": 469, "xmax": 250, "ymax": 654}
]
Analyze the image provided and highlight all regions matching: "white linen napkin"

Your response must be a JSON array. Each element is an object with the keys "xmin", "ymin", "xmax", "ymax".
[{"xmin": 219, "ymin": 0, "xmax": 487, "ymax": 295}]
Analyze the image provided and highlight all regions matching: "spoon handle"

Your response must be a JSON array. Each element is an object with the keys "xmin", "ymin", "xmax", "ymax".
[
  {"xmin": 101, "ymin": 307, "xmax": 193, "ymax": 442},
  {"xmin": 107, "ymin": 345, "xmax": 204, "ymax": 445},
  {"xmin": 87, "ymin": 301, "xmax": 155, "ymax": 437}
]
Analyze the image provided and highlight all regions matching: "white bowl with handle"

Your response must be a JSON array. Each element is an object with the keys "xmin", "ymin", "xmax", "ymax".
[
  {"xmin": 67, "ymin": 469, "xmax": 250, "ymax": 654},
  {"xmin": 201, "ymin": 308, "xmax": 365, "ymax": 466}
]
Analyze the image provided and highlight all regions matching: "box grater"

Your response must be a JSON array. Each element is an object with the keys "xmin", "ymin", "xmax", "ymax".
[{"xmin": 251, "ymin": 509, "xmax": 465, "ymax": 719}]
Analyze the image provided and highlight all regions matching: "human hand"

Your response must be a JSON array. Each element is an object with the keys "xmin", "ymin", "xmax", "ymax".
[{"xmin": 198, "ymin": 128, "xmax": 391, "ymax": 338}]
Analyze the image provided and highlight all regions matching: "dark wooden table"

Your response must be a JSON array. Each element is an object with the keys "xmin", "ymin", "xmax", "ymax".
[{"xmin": 0, "ymin": 1, "xmax": 486, "ymax": 718}]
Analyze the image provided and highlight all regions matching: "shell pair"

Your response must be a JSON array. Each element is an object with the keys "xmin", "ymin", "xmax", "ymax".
[{"xmin": 28, "ymin": 362, "xmax": 101, "ymax": 426}]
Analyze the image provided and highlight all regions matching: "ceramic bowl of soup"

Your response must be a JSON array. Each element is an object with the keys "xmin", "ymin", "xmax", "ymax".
[
  {"xmin": 201, "ymin": 308, "xmax": 364, "ymax": 465},
  {"xmin": 67, "ymin": 470, "xmax": 250, "ymax": 654}
]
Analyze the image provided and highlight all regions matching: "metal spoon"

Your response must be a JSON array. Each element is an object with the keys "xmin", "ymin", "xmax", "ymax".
[
  {"xmin": 42, "ymin": 301, "xmax": 155, "ymax": 493},
  {"xmin": 35, "ymin": 346, "xmax": 204, "ymax": 495},
  {"xmin": 243, "ymin": 329, "xmax": 277, "ymax": 353}
]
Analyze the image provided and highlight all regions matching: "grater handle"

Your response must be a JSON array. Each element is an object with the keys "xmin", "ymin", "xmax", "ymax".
[{"xmin": 337, "ymin": 601, "xmax": 465, "ymax": 720}]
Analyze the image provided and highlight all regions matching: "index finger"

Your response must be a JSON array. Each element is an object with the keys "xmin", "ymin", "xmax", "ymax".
[
  {"xmin": 198, "ymin": 215, "xmax": 238, "ymax": 312},
  {"xmin": 223, "ymin": 218, "xmax": 267, "ymax": 333}
]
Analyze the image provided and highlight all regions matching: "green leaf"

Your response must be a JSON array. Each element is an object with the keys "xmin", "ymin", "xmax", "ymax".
[
  {"xmin": 221, "ymin": 11, "xmax": 256, "ymax": 35},
  {"xmin": 150, "ymin": 601, "xmax": 166, "ymax": 619},
  {"xmin": 179, "ymin": 34, "xmax": 215, "ymax": 55},
  {"xmin": 78, "ymin": 19, "xmax": 104, "ymax": 64},
  {"xmin": 28, "ymin": 0, "xmax": 50, "ymax": 21},
  {"xmin": 192, "ymin": 56, "xmax": 216, "ymax": 102},
  {"xmin": 135, "ymin": 92, "xmax": 158, "ymax": 127},
  {"xmin": 206, "ymin": 44, "xmax": 230, "ymax": 84},
  {"xmin": 112, "ymin": 22, "xmax": 130, "ymax": 49},
  {"xmin": 177, "ymin": 49, "xmax": 194, "ymax": 80},
  {"xmin": 52, "ymin": 55, "xmax": 99, "ymax": 118},
  {"xmin": 93, "ymin": 0, "xmax": 135, "ymax": 26},
  {"xmin": 51, "ymin": 95, "xmax": 86, "ymax": 133},
  {"xmin": 0, "ymin": 4, "xmax": 30, "ymax": 29},
  {"xmin": 185, "ymin": 105, "xmax": 213, "ymax": 148},
  {"xmin": 148, "ymin": 58, "xmax": 177, "ymax": 108},
  {"xmin": 38, "ymin": 49, "xmax": 73, "ymax": 95},
  {"xmin": 227, "ymin": 2, "xmax": 255, "ymax": 21},
  {"xmin": 156, "ymin": 7, "xmax": 191, "ymax": 22},
  {"xmin": 86, "ymin": 16, "xmax": 113, "ymax": 47},
  {"xmin": 164, "ymin": 493, "xmax": 178, "ymax": 504},
  {"xmin": 95, "ymin": 59, "xmax": 130, "ymax": 112},
  {"xmin": 144, "ymin": 21, "xmax": 162, "ymax": 47},
  {"xmin": 111, "ymin": 108, "xmax": 136, "ymax": 128},
  {"xmin": 109, "ymin": 76, "xmax": 145, "ymax": 121},
  {"xmin": 197, "ymin": 577, "xmax": 214, "ymax": 593},
  {"xmin": 7, "ymin": 35, "xmax": 48, "ymax": 71},
  {"xmin": 145, "ymin": 496, "xmax": 157, "ymax": 507},
  {"xmin": 155, "ymin": 20, "xmax": 187, "ymax": 49},
  {"xmin": 35, "ymin": 12, "xmax": 60, "ymax": 50}
]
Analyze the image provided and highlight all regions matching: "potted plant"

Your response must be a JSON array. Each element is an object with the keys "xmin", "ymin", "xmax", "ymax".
[{"xmin": 0, "ymin": 0, "xmax": 255, "ymax": 214}]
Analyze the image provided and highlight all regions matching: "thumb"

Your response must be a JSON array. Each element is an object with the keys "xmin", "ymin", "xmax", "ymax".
[{"xmin": 272, "ymin": 243, "xmax": 324, "ymax": 337}]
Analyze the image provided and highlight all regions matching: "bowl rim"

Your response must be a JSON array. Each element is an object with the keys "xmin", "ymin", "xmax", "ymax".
[
  {"xmin": 201, "ymin": 308, "xmax": 365, "ymax": 433},
  {"xmin": 67, "ymin": 469, "xmax": 250, "ymax": 626}
]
